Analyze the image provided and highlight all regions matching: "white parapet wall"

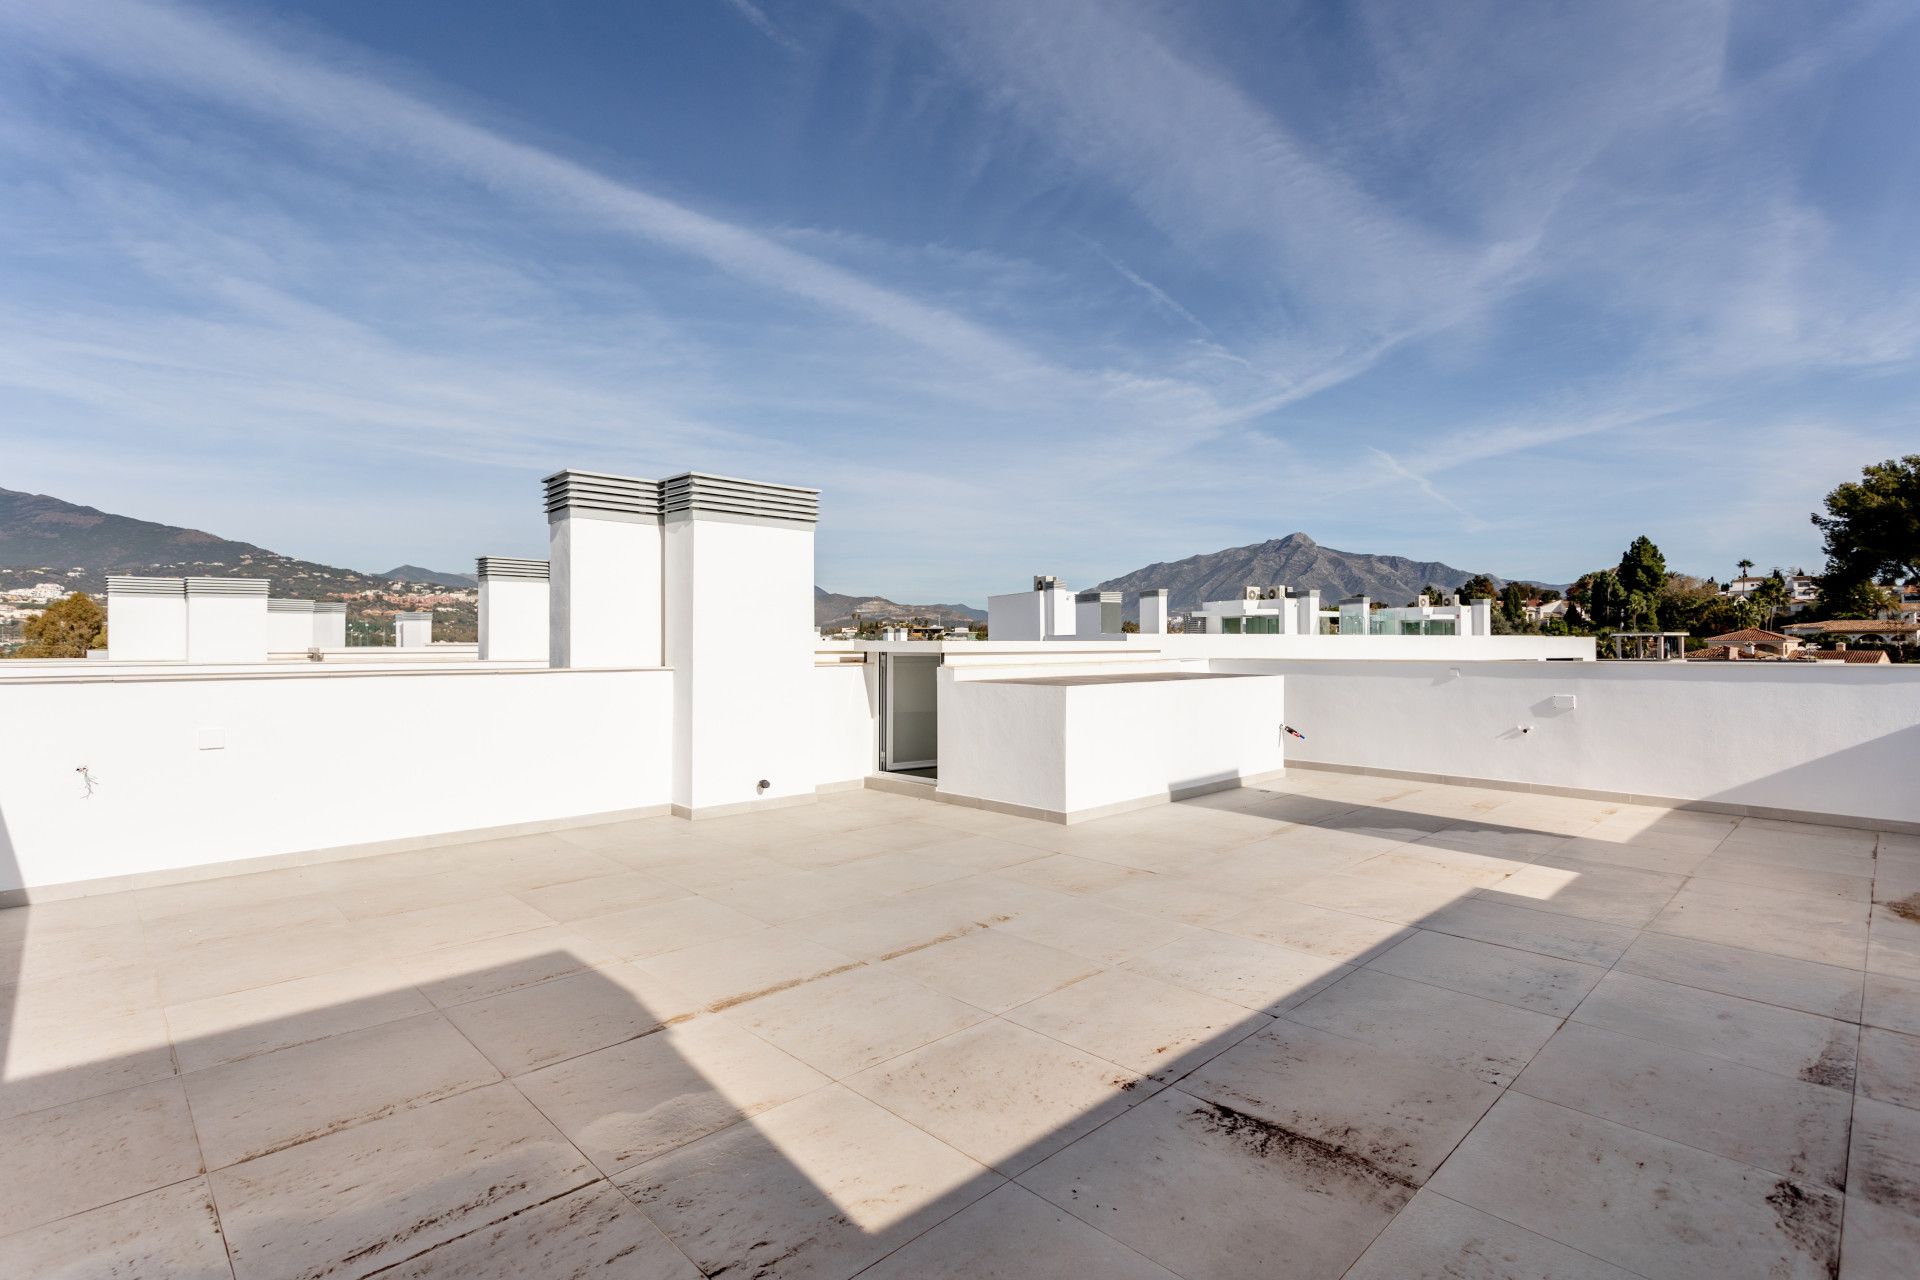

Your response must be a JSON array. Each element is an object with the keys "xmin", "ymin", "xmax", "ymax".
[
  {"xmin": 186, "ymin": 577, "xmax": 269, "ymax": 663},
  {"xmin": 1212, "ymin": 657, "xmax": 1920, "ymax": 829},
  {"xmin": 0, "ymin": 665, "xmax": 675, "ymax": 898},
  {"xmin": 477, "ymin": 557, "xmax": 551, "ymax": 663},
  {"xmin": 106, "ymin": 576, "xmax": 187, "ymax": 661},
  {"xmin": 938, "ymin": 666, "xmax": 1286, "ymax": 821},
  {"xmin": 813, "ymin": 651, "xmax": 877, "ymax": 788}
]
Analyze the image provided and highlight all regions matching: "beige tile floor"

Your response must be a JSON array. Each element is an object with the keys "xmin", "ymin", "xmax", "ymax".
[{"xmin": 2, "ymin": 775, "xmax": 1917, "ymax": 1278}]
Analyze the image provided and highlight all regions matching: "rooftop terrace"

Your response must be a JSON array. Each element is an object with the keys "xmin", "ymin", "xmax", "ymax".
[{"xmin": 2, "ymin": 774, "xmax": 1915, "ymax": 1278}]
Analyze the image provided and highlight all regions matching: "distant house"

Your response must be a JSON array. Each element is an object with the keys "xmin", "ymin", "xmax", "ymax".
[
  {"xmin": 1800, "ymin": 648, "xmax": 1891, "ymax": 665},
  {"xmin": 1522, "ymin": 597, "xmax": 1568, "ymax": 625},
  {"xmin": 1782, "ymin": 620, "xmax": 1920, "ymax": 653},
  {"xmin": 1703, "ymin": 628, "xmax": 1800, "ymax": 658}
]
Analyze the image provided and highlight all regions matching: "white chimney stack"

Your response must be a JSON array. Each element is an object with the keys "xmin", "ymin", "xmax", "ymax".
[
  {"xmin": 266, "ymin": 598, "xmax": 316, "ymax": 652},
  {"xmin": 185, "ymin": 578, "xmax": 269, "ymax": 663},
  {"xmin": 477, "ymin": 557, "xmax": 551, "ymax": 662},
  {"xmin": 106, "ymin": 576, "xmax": 187, "ymax": 661},
  {"xmin": 1138, "ymin": 588, "xmax": 1169, "ymax": 635},
  {"xmin": 394, "ymin": 611, "xmax": 433, "ymax": 648},
  {"xmin": 545, "ymin": 470, "xmax": 663, "ymax": 669},
  {"xmin": 312, "ymin": 602, "xmax": 346, "ymax": 648}
]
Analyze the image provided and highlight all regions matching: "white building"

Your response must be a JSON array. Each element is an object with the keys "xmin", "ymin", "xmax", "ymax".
[
  {"xmin": 1187, "ymin": 587, "xmax": 1493, "ymax": 637},
  {"xmin": 8, "ymin": 468, "xmax": 1917, "ymax": 912}
]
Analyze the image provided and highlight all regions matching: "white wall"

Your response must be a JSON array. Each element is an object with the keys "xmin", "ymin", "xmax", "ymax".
[
  {"xmin": 479, "ymin": 577, "xmax": 551, "ymax": 663},
  {"xmin": 812, "ymin": 658, "xmax": 876, "ymax": 786},
  {"xmin": 664, "ymin": 514, "xmax": 816, "ymax": 812},
  {"xmin": 938, "ymin": 670, "xmax": 1285, "ymax": 819},
  {"xmin": 1216, "ymin": 658, "xmax": 1920, "ymax": 826},
  {"xmin": 312, "ymin": 609, "xmax": 346, "ymax": 648},
  {"xmin": 0, "ymin": 666, "xmax": 674, "ymax": 895}
]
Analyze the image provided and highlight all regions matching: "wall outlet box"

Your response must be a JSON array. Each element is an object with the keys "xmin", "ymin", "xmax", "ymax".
[
  {"xmin": 198, "ymin": 728, "xmax": 226, "ymax": 751},
  {"xmin": 1550, "ymin": 694, "xmax": 1577, "ymax": 711}
]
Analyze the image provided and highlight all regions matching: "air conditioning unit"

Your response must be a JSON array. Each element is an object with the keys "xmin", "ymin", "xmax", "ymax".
[
  {"xmin": 1033, "ymin": 575, "xmax": 1060, "ymax": 592},
  {"xmin": 1243, "ymin": 585, "xmax": 1262, "ymax": 601},
  {"xmin": 1262, "ymin": 587, "xmax": 1283, "ymax": 600}
]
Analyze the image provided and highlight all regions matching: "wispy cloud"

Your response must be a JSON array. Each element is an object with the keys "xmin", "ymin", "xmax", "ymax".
[{"xmin": 720, "ymin": 0, "xmax": 802, "ymax": 53}]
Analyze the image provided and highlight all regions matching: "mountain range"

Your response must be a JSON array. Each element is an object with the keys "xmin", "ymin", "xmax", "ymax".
[
  {"xmin": 3, "ymin": 487, "xmax": 1537, "ymax": 624},
  {"xmin": 1094, "ymin": 532, "xmax": 1519, "ymax": 613}
]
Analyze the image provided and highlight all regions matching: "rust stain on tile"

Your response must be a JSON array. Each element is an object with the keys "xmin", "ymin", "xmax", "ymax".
[
  {"xmin": 707, "ymin": 962, "xmax": 864, "ymax": 1011},
  {"xmin": 1193, "ymin": 1100, "xmax": 1417, "ymax": 1196}
]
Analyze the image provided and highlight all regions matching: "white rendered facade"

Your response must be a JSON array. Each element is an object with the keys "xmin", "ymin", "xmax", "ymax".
[{"xmin": 1189, "ymin": 587, "xmax": 1491, "ymax": 638}]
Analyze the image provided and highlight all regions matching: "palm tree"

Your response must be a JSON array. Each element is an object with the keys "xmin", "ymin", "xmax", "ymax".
[{"xmin": 1736, "ymin": 557, "xmax": 1754, "ymax": 583}]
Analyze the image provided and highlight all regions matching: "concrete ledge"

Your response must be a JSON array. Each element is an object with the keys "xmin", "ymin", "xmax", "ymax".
[
  {"xmin": 0, "ymin": 805, "xmax": 674, "ymax": 908},
  {"xmin": 1284, "ymin": 759, "xmax": 1920, "ymax": 836}
]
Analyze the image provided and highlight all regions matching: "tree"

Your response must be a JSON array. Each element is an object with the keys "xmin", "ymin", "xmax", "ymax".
[
  {"xmin": 1736, "ymin": 557, "xmax": 1754, "ymax": 582},
  {"xmin": 1617, "ymin": 535, "xmax": 1668, "ymax": 600},
  {"xmin": 14, "ymin": 592, "xmax": 105, "ymax": 658},
  {"xmin": 1748, "ymin": 570, "xmax": 1790, "ymax": 630},
  {"xmin": 1812, "ymin": 455, "xmax": 1920, "ymax": 607},
  {"xmin": 1572, "ymin": 569, "xmax": 1625, "ymax": 630},
  {"xmin": 1499, "ymin": 581, "xmax": 1529, "ymax": 626},
  {"xmin": 1459, "ymin": 574, "xmax": 1498, "ymax": 602}
]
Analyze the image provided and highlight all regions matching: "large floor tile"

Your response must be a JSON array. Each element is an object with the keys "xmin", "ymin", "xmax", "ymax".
[
  {"xmin": 1475, "ymin": 855, "xmax": 1684, "ymax": 929},
  {"xmin": 723, "ymin": 963, "xmax": 987, "ymax": 1077},
  {"xmin": 165, "ymin": 958, "xmax": 432, "ymax": 1073},
  {"xmin": 1428, "ymin": 1091, "xmax": 1841, "ymax": 1280},
  {"xmin": 211, "ymin": 1083, "xmax": 594, "ymax": 1280},
  {"xmin": 1182, "ymin": 1018, "xmax": 1501, "ymax": 1186},
  {"xmin": 1693, "ymin": 849, "xmax": 1874, "ymax": 901},
  {"xmin": 1214, "ymin": 896, "xmax": 1415, "ymax": 963},
  {"xmin": 155, "ymin": 919, "xmax": 372, "ymax": 1005},
  {"xmin": 141, "ymin": 892, "xmax": 350, "ymax": 957},
  {"xmin": 1283, "ymin": 969, "xmax": 1560, "ymax": 1087},
  {"xmin": 630, "ymin": 926, "xmax": 858, "ymax": 1011},
  {"xmin": 1122, "ymin": 929, "xmax": 1349, "ymax": 1014},
  {"xmin": 1345, "ymin": 1188, "xmax": 1640, "ymax": 1280},
  {"xmin": 858, "ymin": 1182, "xmax": 1179, "ymax": 1280},
  {"xmin": 511, "ymin": 870, "xmax": 689, "ymax": 922},
  {"xmin": 881, "ymin": 926, "xmax": 1098, "ymax": 1013},
  {"xmin": 566, "ymin": 895, "xmax": 767, "ymax": 959},
  {"xmin": 398, "ymin": 925, "xmax": 617, "ymax": 1007},
  {"xmin": 1863, "ymin": 971, "xmax": 1920, "ymax": 1036},
  {"xmin": 1092, "ymin": 874, "xmax": 1256, "ymax": 927},
  {"xmin": 514, "ymin": 1013, "xmax": 828, "ymax": 1173},
  {"xmin": 0, "ymin": 1078, "xmax": 201, "ymax": 1236},
  {"xmin": 1366, "ymin": 929, "xmax": 1605, "ymax": 1017},
  {"xmin": 360, "ymin": 894, "xmax": 552, "ymax": 958},
  {"xmin": 1415, "ymin": 896, "xmax": 1637, "ymax": 966},
  {"xmin": 1573, "ymin": 971, "xmax": 1859, "ymax": 1087},
  {"xmin": 1855, "ymin": 1026, "xmax": 1920, "ymax": 1109},
  {"xmin": 994, "ymin": 897, "xmax": 1194, "ymax": 966},
  {"xmin": 1616, "ymin": 932, "xmax": 1865, "ymax": 1021},
  {"xmin": 847, "ymin": 1018, "xmax": 1147, "ymax": 1176},
  {"xmin": 1866, "ymin": 900, "xmax": 1920, "ymax": 980},
  {"xmin": 376, "ymin": 1180, "xmax": 699, "ymax": 1279},
  {"xmin": 1650, "ymin": 877, "xmax": 1868, "ymax": 968},
  {"xmin": 443, "ymin": 961, "xmax": 700, "ymax": 1076},
  {"xmin": 1017, "ymin": 1085, "xmax": 1413, "ymax": 1280},
  {"xmin": 1849, "ymin": 1096, "xmax": 1920, "ymax": 1218},
  {"xmin": 0, "ymin": 1177, "xmax": 232, "ymax": 1280},
  {"xmin": 1281, "ymin": 868, "xmax": 1477, "ymax": 926},
  {"xmin": 621, "ymin": 1084, "xmax": 999, "ymax": 1280},
  {"xmin": 1004, "ymin": 967, "xmax": 1268, "ymax": 1081},
  {"xmin": 1, "ymin": 966, "xmax": 175, "ymax": 1117},
  {"xmin": 1, "ymin": 920, "xmax": 151, "ymax": 986},
  {"xmin": 184, "ymin": 1011, "xmax": 499, "ymax": 1168},
  {"xmin": 999, "ymin": 852, "xmax": 1156, "ymax": 896},
  {"xmin": 1514, "ymin": 1021, "xmax": 1853, "ymax": 1190},
  {"xmin": 1841, "ymin": 1193, "xmax": 1920, "ymax": 1279}
]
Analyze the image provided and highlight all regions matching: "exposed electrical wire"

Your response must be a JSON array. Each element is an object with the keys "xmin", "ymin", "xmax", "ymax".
[{"xmin": 75, "ymin": 765, "xmax": 98, "ymax": 798}]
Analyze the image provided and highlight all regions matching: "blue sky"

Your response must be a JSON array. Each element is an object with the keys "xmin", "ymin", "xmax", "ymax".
[{"xmin": 2, "ymin": 1, "xmax": 1917, "ymax": 599}]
